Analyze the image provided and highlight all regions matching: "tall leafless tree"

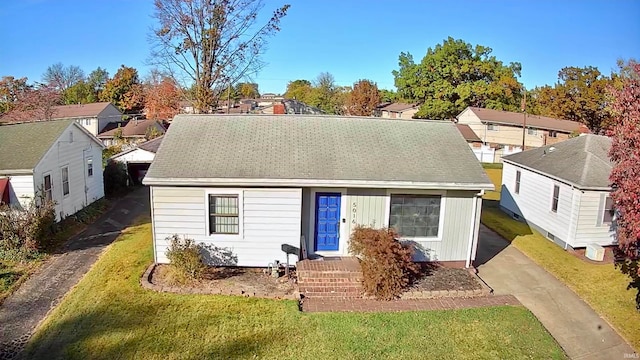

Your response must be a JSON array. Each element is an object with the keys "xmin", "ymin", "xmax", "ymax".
[
  {"xmin": 149, "ymin": 0, "xmax": 289, "ymax": 113},
  {"xmin": 42, "ymin": 63, "xmax": 85, "ymax": 92}
]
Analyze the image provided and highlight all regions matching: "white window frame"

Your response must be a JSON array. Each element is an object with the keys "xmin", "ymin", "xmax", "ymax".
[
  {"xmin": 487, "ymin": 124, "xmax": 498, "ymax": 131},
  {"xmin": 602, "ymin": 195, "xmax": 615, "ymax": 225},
  {"xmin": 515, "ymin": 170, "xmax": 521, "ymax": 194},
  {"xmin": 551, "ymin": 184, "xmax": 560, "ymax": 213},
  {"xmin": 87, "ymin": 157, "xmax": 94, "ymax": 177},
  {"xmin": 84, "ymin": 118, "xmax": 91, "ymax": 126},
  {"xmin": 527, "ymin": 127, "xmax": 537, "ymax": 135},
  {"xmin": 204, "ymin": 189, "xmax": 243, "ymax": 240},
  {"xmin": 548, "ymin": 130, "xmax": 558, "ymax": 138},
  {"xmin": 61, "ymin": 166, "xmax": 70, "ymax": 197},
  {"xmin": 43, "ymin": 172, "xmax": 53, "ymax": 202},
  {"xmin": 384, "ymin": 189, "xmax": 446, "ymax": 242}
]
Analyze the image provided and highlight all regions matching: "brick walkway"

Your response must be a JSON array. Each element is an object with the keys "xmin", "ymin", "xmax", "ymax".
[{"xmin": 302, "ymin": 294, "xmax": 520, "ymax": 313}]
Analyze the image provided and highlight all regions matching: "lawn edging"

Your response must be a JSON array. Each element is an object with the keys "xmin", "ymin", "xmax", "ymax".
[{"xmin": 139, "ymin": 262, "xmax": 299, "ymax": 300}]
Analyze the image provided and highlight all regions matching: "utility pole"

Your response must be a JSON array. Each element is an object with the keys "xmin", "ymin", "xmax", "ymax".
[
  {"xmin": 227, "ymin": 82, "xmax": 231, "ymax": 114},
  {"xmin": 521, "ymin": 90, "xmax": 527, "ymax": 150}
]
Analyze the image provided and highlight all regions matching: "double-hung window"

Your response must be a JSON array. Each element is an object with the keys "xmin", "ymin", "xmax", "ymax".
[
  {"xmin": 487, "ymin": 124, "xmax": 497, "ymax": 131},
  {"xmin": 87, "ymin": 157, "xmax": 94, "ymax": 177},
  {"xmin": 527, "ymin": 128, "xmax": 537, "ymax": 135},
  {"xmin": 208, "ymin": 195, "xmax": 239, "ymax": 234},
  {"xmin": 602, "ymin": 196, "xmax": 615, "ymax": 224},
  {"xmin": 515, "ymin": 170, "xmax": 521, "ymax": 194},
  {"xmin": 61, "ymin": 166, "xmax": 70, "ymax": 196},
  {"xmin": 43, "ymin": 174, "xmax": 52, "ymax": 202},
  {"xmin": 389, "ymin": 194, "xmax": 441, "ymax": 238},
  {"xmin": 551, "ymin": 185, "xmax": 560, "ymax": 213}
]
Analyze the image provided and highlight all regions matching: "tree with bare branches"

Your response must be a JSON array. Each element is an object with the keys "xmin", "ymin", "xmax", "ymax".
[
  {"xmin": 42, "ymin": 63, "xmax": 85, "ymax": 92},
  {"xmin": 149, "ymin": 0, "xmax": 289, "ymax": 113}
]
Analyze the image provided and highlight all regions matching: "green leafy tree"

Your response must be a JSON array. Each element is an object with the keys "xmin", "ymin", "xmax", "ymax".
[
  {"xmin": 63, "ymin": 81, "xmax": 97, "ymax": 104},
  {"xmin": 88, "ymin": 67, "xmax": 109, "ymax": 100},
  {"xmin": 0, "ymin": 76, "xmax": 31, "ymax": 114},
  {"xmin": 392, "ymin": 37, "xmax": 523, "ymax": 119},
  {"xmin": 235, "ymin": 83, "xmax": 260, "ymax": 99},
  {"xmin": 100, "ymin": 65, "xmax": 144, "ymax": 113},
  {"xmin": 284, "ymin": 79, "xmax": 313, "ymax": 102},
  {"xmin": 378, "ymin": 89, "xmax": 398, "ymax": 103},
  {"xmin": 149, "ymin": 0, "xmax": 289, "ymax": 113}
]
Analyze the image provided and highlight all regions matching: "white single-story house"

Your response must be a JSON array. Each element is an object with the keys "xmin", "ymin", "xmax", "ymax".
[
  {"xmin": 144, "ymin": 115, "xmax": 494, "ymax": 268},
  {"xmin": 378, "ymin": 103, "xmax": 419, "ymax": 119},
  {"xmin": 110, "ymin": 136, "xmax": 163, "ymax": 184},
  {"xmin": 500, "ymin": 134, "xmax": 615, "ymax": 249},
  {"xmin": 0, "ymin": 119, "xmax": 105, "ymax": 220}
]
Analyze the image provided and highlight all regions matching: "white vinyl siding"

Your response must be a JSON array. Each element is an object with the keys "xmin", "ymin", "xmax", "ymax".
[
  {"xmin": 500, "ymin": 162, "xmax": 573, "ymax": 244},
  {"xmin": 573, "ymin": 190, "xmax": 616, "ymax": 247},
  {"xmin": 152, "ymin": 187, "xmax": 302, "ymax": 267},
  {"xmin": 111, "ymin": 148, "xmax": 156, "ymax": 163},
  {"xmin": 5, "ymin": 175, "xmax": 35, "ymax": 209},
  {"xmin": 34, "ymin": 124, "xmax": 104, "ymax": 220}
]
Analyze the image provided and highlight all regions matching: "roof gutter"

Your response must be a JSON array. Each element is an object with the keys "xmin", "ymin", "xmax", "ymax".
[
  {"xmin": 501, "ymin": 159, "xmax": 611, "ymax": 192},
  {"xmin": 0, "ymin": 169, "xmax": 33, "ymax": 175},
  {"xmin": 480, "ymin": 120, "xmax": 577, "ymax": 133},
  {"xmin": 142, "ymin": 177, "xmax": 495, "ymax": 191}
]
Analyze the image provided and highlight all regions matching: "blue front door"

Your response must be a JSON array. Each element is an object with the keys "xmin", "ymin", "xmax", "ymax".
[{"xmin": 314, "ymin": 192, "xmax": 341, "ymax": 251}]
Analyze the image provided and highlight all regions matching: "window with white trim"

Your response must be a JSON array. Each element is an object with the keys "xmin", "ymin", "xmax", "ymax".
[
  {"xmin": 87, "ymin": 157, "xmax": 93, "ymax": 177},
  {"xmin": 487, "ymin": 124, "xmax": 498, "ymax": 131},
  {"xmin": 548, "ymin": 131, "xmax": 558, "ymax": 138},
  {"xmin": 389, "ymin": 194, "xmax": 441, "ymax": 238},
  {"xmin": 527, "ymin": 127, "xmax": 537, "ymax": 135},
  {"xmin": 61, "ymin": 166, "xmax": 70, "ymax": 196},
  {"xmin": 602, "ymin": 196, "xmax": 615, "ymax": 224},
  {"xmin": 43, "ymin": 174, "xmax": 52, "ymax": 202},
  {"xmin": 551, "ymin": 185, "xmax": 559, "ymax": 213},
  {"xmin": 515, "ymin": 170, "xmax": 521, "ymax": 194},
  {"xmin": 208, "ymin": 195, "xmax": 239, "ymax": 234}
]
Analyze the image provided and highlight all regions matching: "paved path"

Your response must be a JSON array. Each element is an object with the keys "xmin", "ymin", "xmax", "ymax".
[
  {"xmin": 0, "ymin": 187, "xmax": 149, "ymax": 360},
  {"xmin": 475, "ymin": 224, "xmax": 637, "ymax": 360},
  {"xmin": 302, "ymin": 295, "xmax": 520, "ymax": 313}
]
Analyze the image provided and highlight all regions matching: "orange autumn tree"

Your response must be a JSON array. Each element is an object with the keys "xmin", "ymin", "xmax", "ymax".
[{"xmin": 144, "ymin": 75, "xmax": 181, "ymax": 120}]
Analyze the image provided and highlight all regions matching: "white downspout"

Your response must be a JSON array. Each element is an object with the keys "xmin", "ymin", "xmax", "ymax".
[{"xmin": 465, "ymin": 191, "xmax": 483, "ymax": 268}]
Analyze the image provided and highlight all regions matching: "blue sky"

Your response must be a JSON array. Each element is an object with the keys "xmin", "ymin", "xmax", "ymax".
[{"xmin": 1, "ymin": 0, "xmax": 638, "ymax": 94}]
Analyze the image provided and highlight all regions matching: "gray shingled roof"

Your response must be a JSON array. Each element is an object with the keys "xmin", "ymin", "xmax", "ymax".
[
  {"xmin": 0, "ymin": 119, "xmax": 73, "ymax": 173},
  {"xmin": 144, "ymin": 115, "xmax": 492, "ymax": 190},
  {"xmin": 502, "ymin": 134, "xmax": 612, "ymax": 190}
]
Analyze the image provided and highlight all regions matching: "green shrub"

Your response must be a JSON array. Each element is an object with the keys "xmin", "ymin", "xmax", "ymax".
[
  {"xmin": 349, "ymin": 226, "xmax": 419, "ymax": 300},
  {"xmin": 0, "ymin": 193, "xmax": 57, "ymax": 259},
  {"xmin": 103, "ymin": 160, "xmax": 129, "ymax": 198},
  {"xmin": 482, "ymin": 162, "xmax": 503, "ymax": 169},
  {"xmin": 165, "ymin": 235, "xmax": 206, "ymax": 282}
]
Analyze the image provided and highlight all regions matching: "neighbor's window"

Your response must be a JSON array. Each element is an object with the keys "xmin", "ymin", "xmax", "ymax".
[
  {"xmin": 84, "ymin": 119, "xmax": 91, "ymax": 126},
  {"xmin": 527, "ymin": 128, "xmax": 537, "ymax": 135},
  {"xmin": 43, "ymin": 174, "xmax": 52, "ymax": 202},
  {"xmin": 87, "ymin": 157, "xmax": 93, "ymax": 177},
  {"xmin": 487, "ymin": 124, "xmax": 497, "ymax": 131},
  {"xmin": 515, "ymin": 170, "xmax": 521, "ymax": 194},
  {"xmin": 61, "ymin": 166, "xmax": 70, "ymax": 196},
  {"xmin": 389, "ymin": 194, "xmax": 441, "ymax": 238},
  {"xmin": 208, "ymin": 195, "xmax": 239, "ymax": 234},
  {"xmin": 602, "ymin": 196, "xmax": 615, "ymax": 224},
  {"xmin": 551, "ymin": 185, "xmax": 559, "ymax": 213},
  {"xmin": 548, "ymin": 131, "xmax": 558, "ymax": 138}
]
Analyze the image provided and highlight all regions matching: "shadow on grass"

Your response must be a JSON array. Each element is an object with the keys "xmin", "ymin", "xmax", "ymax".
[
  {"xmin": 614, "ymin": 249, "xmax": 640, "ymax": 310},
  {"xmin": 23, "ymin": 301, "xmax": 285, "ymax": 360}
]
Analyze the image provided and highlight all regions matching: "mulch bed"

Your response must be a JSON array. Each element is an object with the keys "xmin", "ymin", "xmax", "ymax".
[
  {"xmin": 152, "ymin": 265, "xmax": 298, "ymax": 299},
  {"xmin": 408, "ymin": 265, "xmax": 483, "ymax": 292}
]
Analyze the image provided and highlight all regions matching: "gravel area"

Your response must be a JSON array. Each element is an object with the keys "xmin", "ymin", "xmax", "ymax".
[{"xmin": 409, "ymin": 266, "xmax": 482, "ymax": 292}]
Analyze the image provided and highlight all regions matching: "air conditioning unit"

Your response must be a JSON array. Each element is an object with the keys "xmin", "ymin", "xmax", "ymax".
[{"xmin": 585, "ymin": 243, "xmax": 605, "ymax": 262}]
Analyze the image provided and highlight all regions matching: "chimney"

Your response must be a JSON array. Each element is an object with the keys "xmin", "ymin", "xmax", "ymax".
[{"xmin": 273, "ymin": 102, "xmax": 285, "ymax": 115}]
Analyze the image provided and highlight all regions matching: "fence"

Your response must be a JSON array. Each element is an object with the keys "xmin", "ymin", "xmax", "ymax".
[{"xmin": 473, "ymin": 144, "xmax": 522, "ymax": 163}]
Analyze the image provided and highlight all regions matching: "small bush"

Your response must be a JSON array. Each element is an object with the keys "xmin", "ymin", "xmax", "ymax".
[
  {"xmin": 165, "ymin": 235, "xmax": 206, "ymax": 283},
  {"xmin": 0, "ymin": 193, "xmax": 57, "ymax": 260},
  {"xmin": 349, "ymin": 226, "xmax": 419, "ymax": 300},
  {"xmin": 103, "ymin": 160, "xmax": 129, "ymax": 198}
]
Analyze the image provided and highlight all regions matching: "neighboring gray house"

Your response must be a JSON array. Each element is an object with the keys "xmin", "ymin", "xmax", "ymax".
[
  {"xmin": 110, "ymin": 136, "xmax": 163, "ymax": 185},
  {"xmin": 144, "ymin": 115, "xmax": 493, "ymax": 268},
  {"xmin": 0, "ymin": 120, "xmax": 105, "ymax": 220},
  {"xmin": 500, "ymin": 134, "xmax": 615, "ymax": 249}
]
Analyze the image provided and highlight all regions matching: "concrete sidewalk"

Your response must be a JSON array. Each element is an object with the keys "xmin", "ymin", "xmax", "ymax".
[
  {"xmin": 0, "ymin": 187, "xmax": 149, "ymax": 360},
  {"xmin": 476, "ymin": 224, "xmax": 636, "ymax": 360}
]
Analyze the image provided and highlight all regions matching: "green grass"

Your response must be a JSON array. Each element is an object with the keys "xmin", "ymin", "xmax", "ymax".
[
  {"xmin": 482, "ymin": 162, "xmax": 504, "ymax": 170},
  {"xmin": 0, "ymin": 259, "xmax": 42, "ymax": 303},
  {"xmin": 481, "ymin": 169, "xmax": 640, "ymax": 352},
  {"xmin": 24, "ymin": 218, "xmax": 565, "ymax": 360}
]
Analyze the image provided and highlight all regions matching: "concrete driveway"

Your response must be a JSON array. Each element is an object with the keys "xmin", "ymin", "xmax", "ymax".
[{"xmin": 475, "ymin": 224, "xmax": 636, "ymax": 360}]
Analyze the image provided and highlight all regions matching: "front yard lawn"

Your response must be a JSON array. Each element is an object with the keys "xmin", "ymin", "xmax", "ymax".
[
  {"xmin": 24, "ymin": 219, "xmax": 566, "ymax": 360},
  {"xmin": 481, "ymin": 168, "xmax": 640, "ymax": 351}
]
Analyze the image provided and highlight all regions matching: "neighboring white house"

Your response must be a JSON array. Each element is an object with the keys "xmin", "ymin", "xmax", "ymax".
[
  {"xmin": 500, "ymin": 134, "xmax": 615, "ymax": 249},
  {"xmin": 378, "ymin": 103, "xmax": 419, "ymax": 119},
  {"xmin": 143, "ymin": 115, "xmax": 494, "ymax": 268},
  {"xmin": 97, "ymin": 119, "xmax": 166, "ymax": 147},
  {"xmin": 0, "ymin": 119, "xmax": 105, "ymax": 220},
  {"xmin": 110, "ymin": 136, "xmax": 163, "ymax": 185}
]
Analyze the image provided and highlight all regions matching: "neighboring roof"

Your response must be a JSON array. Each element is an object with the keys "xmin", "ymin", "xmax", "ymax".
[
  {"xmin": 144, "ymin": 115, "xmax": 493, "ymax": 190},
  {"xmin": 463, "ymin": 107, "xmax": 585, "ymax": 133},
  {"xmin": 0, "ymin": 119, "xmax": 73, "ymax": 173},
  {"xmin": 380, "ymin": 103, "xmax": 418, "ymax": 112},
  {"xmin": 98, "ymin": 119, "xmax": 165, "ymax": 138},
  {"xmin": 502, "ymin": 134, "xmax": 612, "ymax": 190},
  {"xmin": 456, "ymin": 124, "xmax": 482, "ymax": 142},
  {"xmin": 139, "ymin": 136, "xmax": 164, "ymax": 153},
  {"xmin": 1, "ymin": 102, "xmax": 118, "ymax": 123}
]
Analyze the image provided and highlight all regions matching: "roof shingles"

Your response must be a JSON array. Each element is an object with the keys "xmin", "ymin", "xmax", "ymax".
[{"xmin": 145, "ymin": 115, "xmax": 492, "ymax": 189}]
